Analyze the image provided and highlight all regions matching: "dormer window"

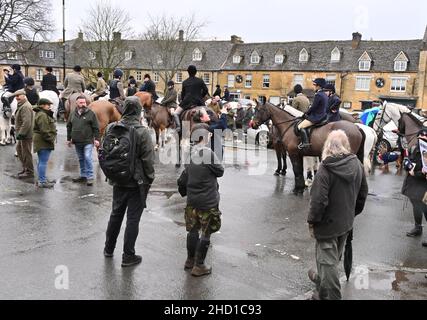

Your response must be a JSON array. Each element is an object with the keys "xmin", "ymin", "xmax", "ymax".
[
  {"xmin": 7, "ymin": 49, "xmax": 17, "ymax": 60},
  {"xmin": 39, "ymin": 50, "xmax": 55, "ymax": 59},
  {"xmin": 192, "ymin": 48, "xmax": 202, "ymax": 61},
  {"xmin": 250, "ymin": 51, "xmax": 260, "ymax": 64},
  {"xmin": 331, "ymin": 47, "xmax": 341, "ymax": 62},
  {"xmin": 275, "ymin": 54, "xmax": 284, "ymax": 64},
  {"xmin": 358, "ymin": 51, "xmax": 372, "ymax": 71},
  {"xmin": 299, "ymin": 48, "xmax": 309, "ymax": 63},
  {"xmin": 394, "ymin": 51, "xmax": 408, "ymax": 72},
  {"xmin": 233, "ymin": 55, "xmax": 242, "ymax": 64},
  {"xmin": 125, "ymin": 51, "xmax": 133, "ymax": 61}
]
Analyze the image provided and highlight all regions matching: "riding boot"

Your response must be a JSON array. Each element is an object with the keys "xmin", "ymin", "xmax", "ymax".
[
  {"xmin": 185, "ymin": 232, "xmax": 199, "ymax": 270},
  {"xmin": 191, "ymin": 240, "xmax": 212, "ymax": 277},
  {"xmin": 173, "ymin": 113, "xmax": 181, "ymax": 133},
  {"xmin": 298, "ymin": 128, "xmax": 311, "ymax": 149}
]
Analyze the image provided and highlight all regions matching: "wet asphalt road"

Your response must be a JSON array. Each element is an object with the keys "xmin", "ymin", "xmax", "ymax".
[{"xmin": 0, "ymin": 123, "xmax": 426, "ymax": 300}]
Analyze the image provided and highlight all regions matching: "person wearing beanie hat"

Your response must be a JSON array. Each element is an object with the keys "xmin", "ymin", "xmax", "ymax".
[
  {"xmin": 296, "ymin": 78, "xmax": 329, "ymax": 149},
  {"xmin": 172, "ymin": 65, "xmax": 209, "ymax": 133},
  {"xmin": 33, "ymin": 98, "xmax": 57, "ymax": 188},
  {"xmin": 292, "ymin": 84, "xmax": 310, "ymax": 113},
  {"xmin": 324, "ymin": 84, "xmax": 342, "ymax": 122},
  {"xmin": 14, "ymin": 88, "xmax": 35, "ymax": 179},
  {"xmin": 402, "ymin": 125, "xmax": 427, "ymax": 244}
]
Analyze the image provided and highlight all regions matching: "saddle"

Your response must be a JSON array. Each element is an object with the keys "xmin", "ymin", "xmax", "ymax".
[
  {"xmin": 109, "ymin": 98, "xmax": 124, "ymax": 115},
  {"xmin": 293, "ymin": 117, "xmax": 329, "ymax": 139}
]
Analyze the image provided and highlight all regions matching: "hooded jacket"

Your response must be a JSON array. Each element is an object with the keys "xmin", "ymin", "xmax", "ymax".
[
  {"xmin": 33, "ymin": 106, "xmax": 57, "ymax": 153},
  {"xmin": 402, "ymin": 143, "xmax": 427, "ymax": 201},
  {"xmin": 308, "ymin": 154, "xmax": 368, "ymax": 240},
  {"xmin": 108, "ymin": 97, "xmax": 155, "ymax": 188}
]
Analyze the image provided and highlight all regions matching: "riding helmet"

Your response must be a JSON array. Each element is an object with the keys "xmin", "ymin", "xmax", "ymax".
[
  {"xmin": 313, "ymin": 78, "xmax": 326, "ymax": 88},
  {"xmin": 167, "ymin": 80, "xmax": 175, "ymax": 86},
  {"xmin": 23, "ymin": 77, "xmax": 35, "ymax": 86},
  {"xmin": 113, "ymin": 69, "xmax": 124, "ymax": 78},
  {"xmin": 11, "ymin": 64, "xmax": 21, "ymax": 71}
]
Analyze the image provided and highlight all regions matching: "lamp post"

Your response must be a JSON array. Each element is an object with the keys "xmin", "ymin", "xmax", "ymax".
[{"xmin": 62, "ymin": 0, "xmax": 66, "ymax": 81}]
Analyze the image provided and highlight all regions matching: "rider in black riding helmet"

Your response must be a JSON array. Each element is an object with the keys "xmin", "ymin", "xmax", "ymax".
[{"xmin": 24, "ymin": 77, "xmax": 39, "ymax": 106}]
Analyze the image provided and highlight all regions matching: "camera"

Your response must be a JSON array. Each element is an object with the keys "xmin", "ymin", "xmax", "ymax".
[{"xmin": 403, "ymin": 158, "xmax": 415, "ymax": 171}]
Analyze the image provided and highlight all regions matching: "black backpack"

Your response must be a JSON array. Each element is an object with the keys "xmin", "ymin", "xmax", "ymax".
[{"xmin": 98, "ymin": 122, "xmax": 140, "ymax": 184}]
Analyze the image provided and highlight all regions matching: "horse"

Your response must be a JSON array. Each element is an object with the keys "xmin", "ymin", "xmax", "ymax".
[
  {"xmin": 271, "ymin": 125, "xmax": 287, "ymax": 176},
  {"xmin": 0, "ymin": 90, "xmax": 17, "ymax": 145},
  {"xmin": 398, "ymin": 112, "xmax": 427, "ymax": 150},
  {"xmin": 39, "ymin": 90, "xmax": 60, "ymax": 120},
  {"xmin": 253, "ymin": 101, "xmax": 366, "ymax": 194}
]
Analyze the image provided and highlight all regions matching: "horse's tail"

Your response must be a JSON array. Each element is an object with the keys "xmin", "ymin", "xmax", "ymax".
[{"xmin": 356, "ymin": 127, "xmax": 368, "ymax": 174}]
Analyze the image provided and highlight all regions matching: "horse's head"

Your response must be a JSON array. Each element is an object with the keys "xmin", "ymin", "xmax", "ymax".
[{"xmin": 252, "ymin": 100, "xmax": 271, "ymax": 129}]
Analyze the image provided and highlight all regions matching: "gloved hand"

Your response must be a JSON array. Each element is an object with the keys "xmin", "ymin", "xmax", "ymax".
[{"xmin": 16, "ymin": 134, "xmax": 25, "ymax": 141}]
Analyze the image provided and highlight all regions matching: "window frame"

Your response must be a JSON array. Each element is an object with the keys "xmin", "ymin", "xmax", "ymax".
[
  {"xmin": 192, "ymin": 48, "xmax": 203, "ymax": 61},
  {"xmin": 394, "ymin": 60, "xmax": 407, "ymax": 72},
  {"xmin": 250, "ymin": 52, "xmax": 260, "ymax": 64},
  {"xmin": 203, "ymin": 73, "xmax": 210, "ymax": 85},
  {"xmin": 245, "ymin": 74, "xmax": 252, "ymax": 88},
  {"xmin": 153, "ymin": 72, "xmax": 160, "ymax": 83},
  {"xmin": 358, "ymin": 60, "xmax": 371, "ymax": 71},
  {"xmin": 125, "ymin": 51, "xmax": 133, "ymax": 61},
  {"xmin": 262, "ymin": 74, "xmax": 270, "ymax": 89},
  {"xmin": 331, "ymin": 48, "xmax": 341, "ymax": 62},
  {"xmin": 299, "ymin": 49, "xmax": 309, "ymax": 63},
  {"xmin": 36, "ymin": 69, "xmax": 44, "ymax": 81},
  {"xmin": 227, "ymin": 74, "xmax": 235, "ymax": 88},
  {"xmin": 390, "ymin": 77, "xmax": 407, "ymax": 92},
  {"xmin": 233, "ymin": 55, "xmax": 241, "ymax": 64},
  {"xmin": 136, "ymin": 71, "xmax": 142, "ymax": 82},
  {"xmin": 175, "ymin": 72, "xmax": 183, "ymax": 84},
  {"xmin": 275, "ymin": 54, "xmax": 284, "ymax": 64},
  {"xmin": 355, "ymin": 76, "xmax": 372, "ymax": 91}
]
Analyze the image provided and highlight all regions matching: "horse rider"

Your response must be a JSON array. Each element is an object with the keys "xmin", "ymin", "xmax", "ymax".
[
  {"xmin": 61, "ymin": 65, "xmax": 86, "ymax": 110},
  {"xmin": 109, "ymin": 69, "xmax": 125, "ymax": 113},
  {"xmin": 23, "ymin": 77, "xmax": 39, "ymax": 106},
  {"xmin": 41, "ymin": 67, "xmax": 59, "ymax": 95},
  {"xmin": 91, "ymin": 72, "xmax": 107, "ymax": 101},
  {"xmin": 324, "ymin": 84, "xmax": 342, "ymax": 122},
  {"xmin": 161, "ymin": 80, "xmax": 178, "ymax": 124},
  {"xmin": 139, "ymin": 74, "xmax": 159, "ymax": 105},
  {"xmin": 4, "ymin": 64, "xmax": 25, "ymax": 104},
  {"xmin": 297, "ymin": 78, "xmax": 329, "ymax": 149},
  {"xmin": 127, "ymin": 77, "xmax": 137, "ymax": 97},
  {"xmin": 173, "ymin": 65, "xmax": 210, "ymax": 133}
]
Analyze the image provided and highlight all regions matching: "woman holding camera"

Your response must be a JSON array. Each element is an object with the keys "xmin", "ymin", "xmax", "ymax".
[{"xmin": 402, "ymin": 128, "xmax": 427, "ymax": 247}]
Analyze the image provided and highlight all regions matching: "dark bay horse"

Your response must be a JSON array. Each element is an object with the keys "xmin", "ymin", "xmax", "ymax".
[
  {"xmin": 253, "ymin": 102, "xmax": 365, "ymax": 194},
  {"xmin": 398, "ymin": 112, "xmax": 427, "ymax": 149}
]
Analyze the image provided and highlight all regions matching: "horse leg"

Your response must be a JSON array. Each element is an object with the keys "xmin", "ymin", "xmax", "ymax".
[
  {"xmin": 290, "ymin": 154, "xmax": 305, "ymax": 195},
  {"xmin": 281, "ymin": 148, "xmax": 287, "ymax": 176},
  {"xmin": 154, "ymin": 128, "xmax": 160, "ymax": 151},
  {"xmin": 274, "ymin": 145, "xmax": 281, "ymax": 176}
]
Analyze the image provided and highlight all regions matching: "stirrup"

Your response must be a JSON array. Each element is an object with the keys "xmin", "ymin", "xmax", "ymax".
[{"xmin": 298, "ymin": 142, "xmax": 311, "ymax": 150}]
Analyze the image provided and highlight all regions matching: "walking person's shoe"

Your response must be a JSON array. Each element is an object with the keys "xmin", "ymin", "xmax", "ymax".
[
  {"xmin": 18, "ymin": 171, "xmax": 34, "ymax": 179},
  {"xmin": 103, "ymin": 248, "xmax": 114, "ymax": 258},
  {"xmin": 121, "ymin": 254, "xmax": 142, "ymax": 268},
  {"xmin": 406, "ymin": 226, "xmax": 422, "ymax": 237},
  {"xmin": 191, "ymin": 240, "xmax": 212, "ymax": 277},
  {"xmin": 308, "ymin": 268, "xmax": 319, "ymax": 284},
  {"xmin": 422, "ymin": 239, "xmax": 427, "ymax": 248},
  {"xmin": 72, "ymin": 177, "xmax": 87, "ymax": 183},
  {"xmin": 86, "ymin": 179, "xmax": 94, "ymax": 186},
  {"xmin": 37, "ymin": 181, "xmax": 55, "ymax": 189}
]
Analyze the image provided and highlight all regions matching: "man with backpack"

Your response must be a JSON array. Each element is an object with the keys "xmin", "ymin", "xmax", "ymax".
[{"xmin": 101, "ymin": 96, "xmax": 155, "ymax": 268}]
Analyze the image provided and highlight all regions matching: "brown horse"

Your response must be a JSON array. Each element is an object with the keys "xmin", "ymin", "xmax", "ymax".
[
  {"xmin": 253, "ymin": 102, "xmax": 365, "ymax": 194},
  {"xmin": 398, "ymin": 112, "xmax": 427, "ymax": 149},
  {"xmin": 64, "ymin": 92, "xmax": 122, "ymax": 136}
]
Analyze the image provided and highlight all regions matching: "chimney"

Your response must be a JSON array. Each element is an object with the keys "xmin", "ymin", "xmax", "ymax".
[
  {"xmin": 113, "ymin": 32, "xmax": 121, "ymax": 41},
  {"xmin": 78, "ymin": 32, "xmax": 84, "ymax": 41},
  {"xmin": 16, "ymin": 34, "xmax": 22, "ymax": 42},
  {"xmin": 352, "ymin": 32, "xmax": 362, "ymax": 49},
  {"xmin": 231, "ymin": 35, "xmax": 243, "ymax": 44},
  {"xmin": 179, "ymin": 30, "xmax": 184, "ymax": 41}
]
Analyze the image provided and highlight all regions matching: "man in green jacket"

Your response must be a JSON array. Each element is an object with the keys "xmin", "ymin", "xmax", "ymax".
[
  {"xmin": 13, "ymin": 89, "xmax": 35, "ymax": 179},
  {"xmin": 66, "ymin": 95, "xmax": 100, "ymax": 186},
  {"xmin": 33, "ymin": 98, "xmax": 57, "ymax": 188}
]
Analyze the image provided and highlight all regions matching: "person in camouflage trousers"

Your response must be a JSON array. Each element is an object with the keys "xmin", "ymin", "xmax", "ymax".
[{"xmin": 178, "ymin": 123, "xmax": 224, "ymax": 277}]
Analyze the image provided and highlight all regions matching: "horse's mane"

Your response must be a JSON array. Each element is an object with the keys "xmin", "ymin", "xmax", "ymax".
[
  {"xmin": 264, "ymin": 102, "xmax": 299, "ymax": 118},
  {"xmin": 404, "ymin": 112, "xmax": 424, "ymax": 127}
]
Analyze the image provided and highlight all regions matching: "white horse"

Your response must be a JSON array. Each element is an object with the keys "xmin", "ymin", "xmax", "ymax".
[
  {"xmin": 0, "ymin": 90, "xmax": 18, "ymax": 145},
  {"xmin": 39, "ymin": 90, "xmax": 59, "ymax": 119}
]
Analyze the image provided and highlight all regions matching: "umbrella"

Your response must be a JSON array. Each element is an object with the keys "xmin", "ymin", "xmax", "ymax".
[{"xmin": 344, "ymin": 230, "xmax": 354, "ymax": 281}]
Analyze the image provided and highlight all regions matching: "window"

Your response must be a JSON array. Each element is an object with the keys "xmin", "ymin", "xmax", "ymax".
[
  {"xmin": 7, "ymin": 51, "xmax": 17, "ymax": 60},
  {"xmin": 228, "ymin": 74, "xmax": 235, "ymax": 88},
  {"xmin": 355, "ymin": 76, "xmax": 372, "ymax": 91},
  {"xmin": 342, "ymin": 102, "xmax": 352, "ymax": 109},
  {"xmin": 36, "ymin": 69, "xmax": 43, "ymax": 81},
  {"xmin": 136, "ymin": 71, "xmax": 142, "ymax": 82},
  {"xmin": 394, "ymin": 60, "xmax": 407, "ymax": 72},
  {"xmin": 176, "ymin": 72, "xmax": 183, "ymax": 83},
  {"xmin": 391, "ymin": 77, "xmax": 407, "ymax": 92},
  {"xmin": 245, "ymin": 74, "xmax": 252, "ymax": 88},
  {"xmin": 203, "ymin": 73, "xmax": 210, "ymax": 85},
  {"xmin": 258, "ymin": 96, "xmax": 266, "ymax": 104},
  {"xmin": 262, "ymin": 74, "xmax": 270, "ymax": 88},
  {"xmin": 359, "ymin": 60, "xmax": 371, "ymax": 71},
  {"xmin": 299, "ymin": 48, "xmax": 309, "ymax": 63},
  {"xmin": 39, "ymin": 50, "xmax": 55, "ymax": 59},
  {"xmin": 331, "ymin": 47, "xmax": 341, "ymax": 62},
  {"xmin": 275, "ymin": 54, "xmax": 284, "ymax": 64},
  {"xmin": 293, "ymin": 74, "xmax": 304, "ymax": 86},
  {"xmin": 250, "ymin": 51, "xmax": 260, "ymax": 64},
  {"xmin": 244, "ymin": 95, "xmax": 251, "ymax": 100},
  {"xmin": 192, "ymin": 48, "xmax": 202, "ymax": 61},
  {"xmin": 89, "ymin": 51, "xmax": 96, "ymax": 60},
  {"xmin": 53, "ymin": 70, "xmax": 61, "ymax": 82},
  {"xmin": 326, "ymin": 74, "xmax": 337, "ymax": 87},
  {"xmin": 230, "ymin": 92, "xmax": 241, "ymax": 101},
  {"xmin": 125, "ymin": 51, "xmax": 133, "ymax": 61},
  {"xmin": 153, "ymin": 72, "xmax": 159, "ymax": 83},
  {"xmin": 233, "ymin": 55, "xmax": 241, "ymax": 64}
]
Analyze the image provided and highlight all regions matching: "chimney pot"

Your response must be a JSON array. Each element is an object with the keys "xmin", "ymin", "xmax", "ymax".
[
  {"xmin": 352, "ymin": 32, "xmax": 362, "ymax": 49},
  {"xmin": 78, "ymin": 32, "xmax": 84, "ymax": 41},
  {"xmin": 16, "ymin": 34, "xmax": 22, "ymax": 42},
  {"xmin": 231, "ymin": 35, "xmax": 243, "ymax": 44},
  {"xmin": 113, "ymin": 32, "xmax": 121, "ymax": 41},
  {"xmin": 179, "ymin": 30, "xmax": 184, "ymax": 41}
]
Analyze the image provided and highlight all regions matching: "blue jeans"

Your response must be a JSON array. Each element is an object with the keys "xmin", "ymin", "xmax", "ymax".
[
  {"xmin": 75, "ymin": 144, "xmax": 94, "ymax": 180},
  {"xmin": 37, "ymin": 149, "xmax": 52, "ymax": 183}
]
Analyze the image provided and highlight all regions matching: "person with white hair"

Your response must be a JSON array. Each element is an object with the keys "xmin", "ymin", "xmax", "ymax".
[{"xmin": 307, "ymin": 130, "xmax": 368, "ymax": 300}]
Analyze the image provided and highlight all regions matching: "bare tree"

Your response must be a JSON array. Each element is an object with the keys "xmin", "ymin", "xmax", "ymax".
[
  {"xmin": 141, "ymin": 14, "xmax": 206, "ymax": 94},
  {"xmin": 0, "ymin": 0, "xmax": 54, "ymax": 58},
  {"xmin": 79, "ymin": 0, "xmax": 133, "ymax": 84}
]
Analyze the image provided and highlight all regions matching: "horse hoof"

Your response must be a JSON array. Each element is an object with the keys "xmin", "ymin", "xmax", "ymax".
[
  {"xmin": 280, "ymin": 171, "xmax": 287, "ymax": 176},
  {"xmin": 274, "ymin": 171, "xmax": 280, "ymax": 176}
]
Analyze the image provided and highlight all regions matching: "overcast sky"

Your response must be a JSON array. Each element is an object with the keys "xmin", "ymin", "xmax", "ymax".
[{"xmin": 52, "ymin": 0, "xmax": 427, "ymax": 43}]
